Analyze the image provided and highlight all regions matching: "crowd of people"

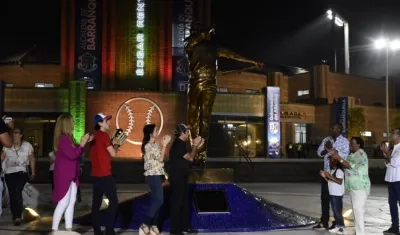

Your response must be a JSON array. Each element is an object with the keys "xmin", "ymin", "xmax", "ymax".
[
  {"xmin": 2, "ymin": 114, "xmax": 400, "ymax": 234},
  {"xmin": 46, "ymin": 112, "xmax": 203, "ymax": 235},
  {"xmin": 313, "ymin": 123, "xmax": 400, "ymax": 235}
]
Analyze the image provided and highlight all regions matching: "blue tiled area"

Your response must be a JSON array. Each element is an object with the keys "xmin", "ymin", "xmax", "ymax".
[{"xmin": 74, "ymin": 184, "xmax": 316, "ymax": 232}]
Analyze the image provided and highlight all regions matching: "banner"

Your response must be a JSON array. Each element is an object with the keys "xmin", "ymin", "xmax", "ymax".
[
  {"xmin": 265, "ymin": 87, "xmax": 281, "ymax": 158},
  {"xmin": 74, "ymin": 0, "xmax": 102, "ymax": 89},
  {"xmin": 172, "ymin": 0, "xmax": 196, "ymax": 92},
  {"xmin": 336, "ymin": 97, "xmax": 348, "ymax": 136}
]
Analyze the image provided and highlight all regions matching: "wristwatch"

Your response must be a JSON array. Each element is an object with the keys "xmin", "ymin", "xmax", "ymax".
[{"xmin": 340, "ymin": 159, "xmax": 344, "ymax": 163}]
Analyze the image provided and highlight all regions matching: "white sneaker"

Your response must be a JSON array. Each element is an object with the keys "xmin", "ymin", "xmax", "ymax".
[{"xmin": 329, "ymin": 227, "xmax": 340, "ymax": 233}]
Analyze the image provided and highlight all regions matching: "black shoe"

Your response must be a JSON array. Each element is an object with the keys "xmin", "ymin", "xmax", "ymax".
[
  {"xmin": 105, "ymin": 230, "xmax": 116, "ymax": 235},
  {"xmin": 329, "ymin": 221, "xmax": 336, "ymax": 230},
  {"xmin": 13, "ymin": 220, "xmax": 21, "ymax": 226},
  {"xmin": 384, "ymin": 227, "xmax": 400, "ymax": 234},
  {"xmin": 312, "ymin": 223, "xmax": 327, "ymax": 230},
  {"xmin": 170, "ymin": 232, "xmax": 184, "ymax": 235},
  {"xmin": 182, "ymin": 228, "xmax": 197, "ymax": 234},
  {"xmin": 93, "ymin": 228, "xmax": 103, "ymax": 235}
]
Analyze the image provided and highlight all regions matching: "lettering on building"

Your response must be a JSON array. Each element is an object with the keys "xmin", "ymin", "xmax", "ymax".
[
  {"xmin": 136, "ymin": 0, "xmax": 145, "ymax": 76},
  {"xmin": 184, "ymin": 0, "xmax": 193, "ymax": 38},
  {"xmin": 79, "ymin": 0, "xmax": 98, "ymax": 51},
  {"xmin": 280, "ymin": 111, "xmax": 307, "ymax": 119}
]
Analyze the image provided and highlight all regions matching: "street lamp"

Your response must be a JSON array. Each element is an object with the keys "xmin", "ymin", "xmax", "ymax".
[
  {"xmin": 326, "ymin": 9, "xmax": 350, "ymax": 74},
  {"xmin": 374, "ymin": 38, "xmax": 400, "ymax": 142}
]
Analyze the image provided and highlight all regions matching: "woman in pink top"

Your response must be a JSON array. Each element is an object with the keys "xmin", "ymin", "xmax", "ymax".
[{"xmin": 51, "ymin": 114, "xmax": 93, "ymax": 234}]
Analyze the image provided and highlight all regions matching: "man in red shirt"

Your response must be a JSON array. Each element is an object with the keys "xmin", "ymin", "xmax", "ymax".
[{"xmin": 90, "ymin": 113, "xmax": 119, "ymax": 235}]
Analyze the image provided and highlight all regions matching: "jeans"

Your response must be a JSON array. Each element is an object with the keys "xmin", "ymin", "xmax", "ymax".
[
  {"xmin": 330, "ymin": 195, "xmax": 344, "ymax": 227},
  {"xmin": 388, "ymin": 182, "xmax": 400, "ymax": 231},
  {"xmin": 143, "ymin": 175, "xmax": 164, "ymax": 226},
  {"xmin": 91, "ymin": 176, "xmax": 119, "ymax": 235},
  {"xmin": 52, "ymin": 182, "xmax": 77, "ymax": 230},
  {"xmin": 320, "ymin": 178, "xmax": 330, "ymax": 227},
  {"xmin": 5, "ymin": 171, "xmax": 28, "ymax": 220}
]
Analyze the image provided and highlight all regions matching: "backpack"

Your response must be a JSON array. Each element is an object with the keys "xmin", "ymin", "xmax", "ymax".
[{"xmin": 332, "ymin": 167, "xmax": 345, "ymax": 180}]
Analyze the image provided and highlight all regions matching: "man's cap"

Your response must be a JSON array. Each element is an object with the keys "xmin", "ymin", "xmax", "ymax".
[
  {"xmin": 174, "ymin": 123, "xmax": 190, "ymax": 135},
  {"xmin": 94, "ymin": 113, "xmax": 112, "ymax": 125}
]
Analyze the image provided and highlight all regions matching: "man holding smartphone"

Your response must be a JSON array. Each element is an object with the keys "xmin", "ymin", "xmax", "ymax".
[
  {"xmin": 168, "ymin": 124, "xmax": 203, "ymax": 235},
  {"xmin": 314, "ymin": 123, "xmax": 349, "ymax": 230}
]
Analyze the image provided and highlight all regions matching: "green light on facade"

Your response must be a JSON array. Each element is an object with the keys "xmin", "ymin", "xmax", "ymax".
[{"xmin": 69, "ymin": 81, "xmax": 87, "ymax": 141}]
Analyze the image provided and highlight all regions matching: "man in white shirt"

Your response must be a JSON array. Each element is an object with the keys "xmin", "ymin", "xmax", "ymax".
[
  {"xmin": 314, "ymin": 123, "xmax": 350, "ymax": 230},
  {"xmin": 381, "ymin": 128, "xmax": 400, "ymax": 234}
]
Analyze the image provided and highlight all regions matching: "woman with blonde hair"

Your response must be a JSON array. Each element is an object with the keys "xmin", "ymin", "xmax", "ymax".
[{"xmin": 51, "ymin": 114, "xmax": 93, "ymax": 234}]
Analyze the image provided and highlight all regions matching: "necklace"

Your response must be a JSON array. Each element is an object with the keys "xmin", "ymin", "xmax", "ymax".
[{"xmin": 13, "ymin": 143, "xmax": 22, "ymax": 157}]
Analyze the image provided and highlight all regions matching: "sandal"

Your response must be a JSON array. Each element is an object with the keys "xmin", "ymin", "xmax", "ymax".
[
  {"xmin": 139, "ymin": 224, "xmax": 150, "ymax": 235},
  {"xmin": 150, "ymin": 226, "xmax": 163, "ymax": 235}
]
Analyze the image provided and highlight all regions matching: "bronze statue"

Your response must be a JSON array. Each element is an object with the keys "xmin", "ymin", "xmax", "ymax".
[{"xmin": 184, "ymin": 22, "xmax": 263, "ymax": 166}]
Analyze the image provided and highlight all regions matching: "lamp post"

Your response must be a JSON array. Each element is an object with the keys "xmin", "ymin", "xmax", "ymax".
[
  {"xmin": 374, "ymin": 38, "xmax": 400, "ymax": 141},
  {"xmin": 326, "ymin": 10, "xmax": 350, "ymax": 74}
]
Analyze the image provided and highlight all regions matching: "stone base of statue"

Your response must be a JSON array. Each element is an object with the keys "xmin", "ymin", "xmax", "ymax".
[{"xmin": 188, "ymin": 168, "xmax": 234, "ymax": 184}]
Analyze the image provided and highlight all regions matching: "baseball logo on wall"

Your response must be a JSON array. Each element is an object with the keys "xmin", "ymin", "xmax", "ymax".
[{"xmin": 116, "ymin": 97, "xmax": 164, "ymax": 145}]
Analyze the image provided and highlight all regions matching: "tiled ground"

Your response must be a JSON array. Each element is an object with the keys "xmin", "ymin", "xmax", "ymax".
[{"xmin": 0, "ymin": 183, "xmax": 391, "ymax": 234}]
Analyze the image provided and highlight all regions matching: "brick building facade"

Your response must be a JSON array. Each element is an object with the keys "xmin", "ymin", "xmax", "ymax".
[{"xmin": 0, "ymin": 62, "xmax": 397, "ymax": 159}]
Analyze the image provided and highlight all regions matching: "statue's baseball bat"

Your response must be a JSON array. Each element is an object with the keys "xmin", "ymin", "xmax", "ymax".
[{"xmin": 220, "ymin": 65, "xmax": 259, "ymax": 75}]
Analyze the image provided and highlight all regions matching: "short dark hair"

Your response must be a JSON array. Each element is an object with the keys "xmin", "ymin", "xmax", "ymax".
[
  {"xmin": 14, "ymin": 127, "xmax": 23, "ymax": 134},
  {"xmin": 94, "ymin": 124, "xmax": 101, "ymax": 131},
  {"xmin": 334, "ymin": 123, "xmax": 343, "ymax": 131},
  {"xmin": 351, "ymin": 137, "xmax": 364, "ymax": 149}
]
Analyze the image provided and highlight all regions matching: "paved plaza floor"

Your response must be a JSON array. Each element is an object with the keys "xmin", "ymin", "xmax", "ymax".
[{"xmin": 0, "ymin": 183, "xmax": 390, "ymax": 234}]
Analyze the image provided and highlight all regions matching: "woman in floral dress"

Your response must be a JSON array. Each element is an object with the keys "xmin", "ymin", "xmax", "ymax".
[
  {"xmin": 330, "ymin": 136, "xmax": 370, "ymax": 235},
  {"xmin": 139, "ymin": 124, "xmax": 171, "ymax": 235}
]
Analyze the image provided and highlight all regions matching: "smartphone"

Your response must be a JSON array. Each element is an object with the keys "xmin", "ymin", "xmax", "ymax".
[
  {"xmin": 386, "ymin": 142, "xmax": 390, "ymax": 148},
  {"xmin": 4, "ymin": 117, "xmax": 12, "ymax": 124}
]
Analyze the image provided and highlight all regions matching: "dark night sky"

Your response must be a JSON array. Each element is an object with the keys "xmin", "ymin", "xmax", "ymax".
[{"xmin": 1, "ymin": 0, "xmax": 400, "ymax": 78}]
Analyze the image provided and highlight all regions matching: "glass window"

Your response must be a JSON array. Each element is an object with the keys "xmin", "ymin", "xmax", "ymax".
[
  {"xmin": 297, "ymin": 90, "xmax": 309, "ymax": 96},
  {"xmin": 217, "ymin": 88, "xmax": 228, "ymax": 93},
  {"xmin": 35, "ymin": 83, "xmax": 54, "ymax": 88},
  {"xmin": 208, "ymin": 115, "xmax": 265, "ymax": 158},
  {"xmin": 294, "ymin": 123, "xmax": 307, "ymax": 143},
  {"xmin": 246, "ymin": 89, "xmax": 259, "ymax": 94}
]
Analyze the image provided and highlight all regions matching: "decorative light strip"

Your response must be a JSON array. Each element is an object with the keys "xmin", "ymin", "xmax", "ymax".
[{"xmin": 136, "ymin": 0, "xmax": 145, "ymax": 76}]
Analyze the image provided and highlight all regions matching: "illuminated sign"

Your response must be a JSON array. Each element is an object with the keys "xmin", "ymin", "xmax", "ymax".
[
  {"xmin": 280, "ymin": 111, "xmax": 306, "ymax": 119},
  {"xmin": 136, "ymin": 0, "xmax": 145, "ymax": 76},
  {"xmin": 265, "ymin": 87, "xmax": 281, "ymax": 158},
  {"xmin": 116, "ymin": 97, "xmax": 164, "ymax": 145}
]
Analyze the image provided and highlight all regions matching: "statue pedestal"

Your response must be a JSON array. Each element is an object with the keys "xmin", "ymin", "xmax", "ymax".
[
  {"xmin": 75, "ymin": 168, "xmax": 317, "ymax": 232},
  {"xmin": 188, "ymin": 168, "xmax": 234, "ymax": 184}
]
